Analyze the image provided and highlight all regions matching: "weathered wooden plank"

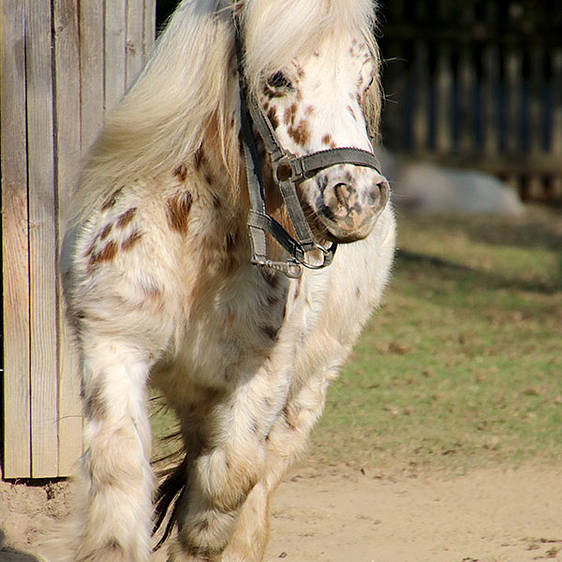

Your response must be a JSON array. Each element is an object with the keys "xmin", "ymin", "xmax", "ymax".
[
  {"xmin": 126, "ymin": 0, "xmax": 145, "ymax": 88},
  {"xmin": 53, "ymin": 0, "xmax": 84, "ymax": 476},
  {"xmin": 80, "ymin": 1, "xmax": 105, "ymax": 154},
  {"xmin": 105, "ymin": 0, "xmax": 127, "ymax": 111},
  {"xmin": 144, "ymin": 0, "xmax": 156, "ymax": 56},
  {"xmin": 1, "ymin": 0, "xmax": 32, "ymax": 479},
  {"xmin": 25, "ymin": 0, "xmax": 59, "ymax": 478}
]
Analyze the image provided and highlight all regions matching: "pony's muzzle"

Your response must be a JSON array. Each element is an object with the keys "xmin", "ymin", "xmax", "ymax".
[{"xmin": 317, "ymin": 168, "xmax": 390, "ymax": 242}]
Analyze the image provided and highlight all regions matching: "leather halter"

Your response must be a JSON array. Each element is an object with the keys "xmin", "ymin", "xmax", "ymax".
[{"xmin": 234, "ymin": 20, "xmax": 383, "ymax": 278}]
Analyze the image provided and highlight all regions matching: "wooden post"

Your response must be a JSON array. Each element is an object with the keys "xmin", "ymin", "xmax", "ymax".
[
  {"xmin": 25, "ymin": 0, "xmax": 59, "ymax": 478},
  {"xmin": 1, "ymin": 0, "xmax": 32, "ymax": 479},
  {"xmin": 2, "ymin": 0, "xmax": 156, "ymax": 478},
  {"xmin": 53, "ymin": 0, "xmax": 84, "ymax": 476}
]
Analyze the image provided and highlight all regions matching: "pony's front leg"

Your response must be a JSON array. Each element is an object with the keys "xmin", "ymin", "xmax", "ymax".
[
  {"xmin": 222, "ymin": 371, "xmax": 331, "ymax": 562},
  {"xmin": 72, "ymin": 339, "xmax": 154, "ymax": 562},
  {"xmin": 169, "ymin": 371, "xmax": 284, "ymax": 562}
]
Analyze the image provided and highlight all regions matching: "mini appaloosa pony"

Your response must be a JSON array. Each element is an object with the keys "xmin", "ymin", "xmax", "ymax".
[{"xmin": 59, "ymin": 0, "xmax": 395, "ymax": 560}]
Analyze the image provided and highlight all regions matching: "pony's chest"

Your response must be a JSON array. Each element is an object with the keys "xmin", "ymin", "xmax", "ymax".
[{"xmin": 169, "ymin": 269, "xmax": 294, "ymax": 384}]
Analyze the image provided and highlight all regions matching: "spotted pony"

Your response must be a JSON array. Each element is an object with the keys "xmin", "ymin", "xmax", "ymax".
[{"xmin": 56, "ymin": 0, "xmax": 395, "ymax": 560}]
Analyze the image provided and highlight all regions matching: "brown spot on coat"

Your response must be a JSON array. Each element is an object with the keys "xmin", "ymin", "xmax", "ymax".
[
  {"xmin": 193, "ymin": 149, "xmax": 204, "ymax": 171},
  {"xmin": 284, "ymin": 103, "xmax": 298, "ymax": 126},
  {"xmin": 101, "ymin": 187, "xmax": 123, "ymax": 211},
  {"xmin": 267, "ymin": 106, "xmax": 279, "ymax": 129},
  {"xmin": 288, "ymin": 119, "xmax": 310, "ymax": 146},
  {"xmin": 116, "ymin": 207, "xmax": 137, "ymax": 229},
  {"xmin": 99, "ymin": 224, "xmax": 112, "ymax": 240},
  {"xmin": 174, "ymin": 164, "xmax": 188, "ymax": 182},
  {"xmin": 166, "ymin": 191, "xmax": 192, "ymax": 236},
  {"xmin": 225, "ymin": 231, "xmax": 238, "ymax": 251},
  {"xmin": 282, "ymin": 405, "xmax": 297, "ymax": 431},
  {"xmin": 348, "ymin": 105, "xmax": 357, "ymax": 120},
  {"xmin": 84, "ymin": 383, "xmax": 106, "ymax": 421},
  {"xmin": 262, "ymin": 324, "xmax": 279, "ymax": 341},
  {"xmin": 321, "ymin": 134, "xmax": 333, "ymax": 146},
  {"xmin": 90, "ymin": 240, "xmax": 118, "ymax": 267},
  {"xmin": 121, "ymin": 230, "xmax": 142, "ymax": 251}
]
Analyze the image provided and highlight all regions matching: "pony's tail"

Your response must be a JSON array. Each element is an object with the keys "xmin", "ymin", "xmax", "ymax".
[{"xmin": 152, "ymin": 455, "xmax": 188, "ymax": 551}]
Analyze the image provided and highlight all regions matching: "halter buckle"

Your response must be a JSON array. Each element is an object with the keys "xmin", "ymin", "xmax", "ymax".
[{"xmin": 272, "ymin": 155, "xmax": 305, "ymax": 184}]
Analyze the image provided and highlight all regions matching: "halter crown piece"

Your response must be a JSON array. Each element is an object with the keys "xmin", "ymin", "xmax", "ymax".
[{"xmin": 233, "ymin": 18, "xmax": 383, "ymax": 278}]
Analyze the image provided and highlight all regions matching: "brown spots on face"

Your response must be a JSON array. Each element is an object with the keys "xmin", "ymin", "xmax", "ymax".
[
  {"xmin": 166, "ymin": 190, "xmax": 192, "ymax": 236},
  {"xmin": 304, "ymin": 105, "xmax": 313, "ymax": 117},
  {"xmin": 284, "ymin": 103, "xmax": 297, "ymax": 126},
  {"xmin": 116, "ymin": 207, "xmax": 137, "ymax": 229},
  {"xmin": 267, "ymin": 106, "xmax": 279, "ymax": 130},
  {"xmin": 321, "ymin": 134, "xmax": 333, "ymax": 146},
  {"xmin": 288, "ymin": 119, "xmax": 310, "ymax": 147},
  {"xmin": 101, "ymin": 187, "xmax": 123, "ymax": 211},
  {"xmin": 356, "ymin": 287, "xmax": 361, "ymax": 298},
  {"xmin": 174, "ymin": 163, "xmax": 188, "ymax": 182},
  {"xmin": 121, "ymin": 229, "xmax": 142, "ymax": 252}
]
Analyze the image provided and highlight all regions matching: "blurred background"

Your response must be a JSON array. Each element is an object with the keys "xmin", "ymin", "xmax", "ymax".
[{"xmin": 156, "ymin": 0, "xmax": 562, "ymax": 205}]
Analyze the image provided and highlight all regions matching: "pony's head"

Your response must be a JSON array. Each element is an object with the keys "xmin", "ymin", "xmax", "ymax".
[{"xmin": 242, "ymin": 0, "xmax": 389, "ymax": 244}]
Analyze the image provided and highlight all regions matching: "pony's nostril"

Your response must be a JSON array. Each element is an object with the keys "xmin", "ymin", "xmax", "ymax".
[
  {"xmin": 367, "ymin": 179, "xmax": 390, "ymax": 211},
  {"xmin": 334, "ymin": 183, "xmax": 352, "ymax": 208}
]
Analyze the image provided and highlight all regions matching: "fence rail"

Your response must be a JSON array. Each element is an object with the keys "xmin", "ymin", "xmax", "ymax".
[
  {"xmin": 2, "ymin": 0, "xmax": 156, "ymax": 479},
  {"xmin": 379, "ymin": 0, "xmax": 562, "ymax": 201}
]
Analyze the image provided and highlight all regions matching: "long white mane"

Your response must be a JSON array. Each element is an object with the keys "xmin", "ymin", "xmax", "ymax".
[{"xmin": 70, "ymin": 0, "xmax": 380, "ymax": 226}]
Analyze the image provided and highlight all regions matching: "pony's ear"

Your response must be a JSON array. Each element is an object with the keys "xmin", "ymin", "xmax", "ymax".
[
  {"xmin": 361, "ymin": 35, "xmax": 382, "ymax": 146},
  {"xmin": 362, "ymin": 73, "xmax": 382, "ymax": 145}
]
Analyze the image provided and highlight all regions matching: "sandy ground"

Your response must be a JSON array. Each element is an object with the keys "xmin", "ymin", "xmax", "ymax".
[{"xmin": 1, "ymin": 464, "xmax": 561, "ymax": 562}]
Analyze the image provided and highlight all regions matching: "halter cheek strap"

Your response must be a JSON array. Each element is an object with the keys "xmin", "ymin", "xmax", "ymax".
[{"xmin": 234, "ymin": 20, "xmax": 383, "ymax": 278}]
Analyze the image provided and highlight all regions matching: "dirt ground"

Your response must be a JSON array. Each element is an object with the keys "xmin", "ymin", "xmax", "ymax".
[{"xmin": 1, "ymin": 462, "xmax": 561, "ymax": 562}]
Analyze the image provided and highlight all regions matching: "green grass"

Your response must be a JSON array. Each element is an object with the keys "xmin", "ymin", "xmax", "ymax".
[
  {"xmin": 150, "ymin": 206, "xmax": 561, "ymax": 474},
  {"xmin": 310, "ymin": 205, "xmax": 562, "ymax": 473}
]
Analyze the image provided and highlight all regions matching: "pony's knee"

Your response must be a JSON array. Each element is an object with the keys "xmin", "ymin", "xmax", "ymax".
[{"xmin": 195, "ymin": 446, "xmax": 263, "ymax": 513}]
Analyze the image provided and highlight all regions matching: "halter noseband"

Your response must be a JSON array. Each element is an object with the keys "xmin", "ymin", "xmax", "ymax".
[{"xmin": 234, "ymin": 20, "xmax": 383, "ymax": 278}]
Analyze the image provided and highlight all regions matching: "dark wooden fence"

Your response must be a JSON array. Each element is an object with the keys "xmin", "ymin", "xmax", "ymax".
[
  {"xmin": 2, "ymin": 0, "xmax": 156, "ymax": 479},
  {"xmin": 379, "ymin": 0, "xmax": 562, "ymax": 201}
]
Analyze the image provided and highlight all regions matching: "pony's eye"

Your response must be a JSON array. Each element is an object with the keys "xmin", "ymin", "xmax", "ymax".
[{"xmin": 266, "ymin": 71, "xmax": 293, "ymax": 92}]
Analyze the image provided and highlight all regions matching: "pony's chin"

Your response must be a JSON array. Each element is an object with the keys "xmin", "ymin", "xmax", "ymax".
[{"xmin": 317, "ymin": 214, "xmax": 376, "ymax": 244}]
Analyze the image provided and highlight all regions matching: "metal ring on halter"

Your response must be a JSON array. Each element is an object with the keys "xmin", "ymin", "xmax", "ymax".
[
  {"xmin": 272, "ymin": 156, "xmax": 304, "ymax": 184},
  {"xmin": 298, "ymin": 243, "xmax": 337, "ymax": 270}
]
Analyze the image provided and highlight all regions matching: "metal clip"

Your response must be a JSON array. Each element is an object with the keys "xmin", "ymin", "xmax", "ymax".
[{"xmin": 251, "ymin": 257, "xmax": 303, "ymax": 279}]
